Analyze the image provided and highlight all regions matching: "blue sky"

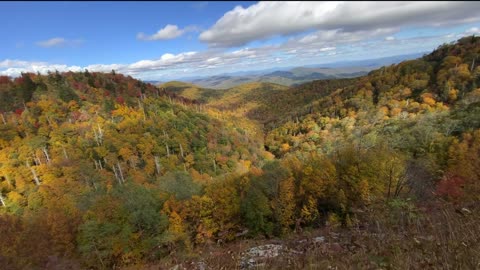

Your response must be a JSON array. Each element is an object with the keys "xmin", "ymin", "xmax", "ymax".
[{"xmin": 1, "ymin": 1, "xmax": 480, "ymax": 80}]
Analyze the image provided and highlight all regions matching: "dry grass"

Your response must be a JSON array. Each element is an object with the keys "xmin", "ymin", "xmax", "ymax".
[{"xmin": 138, "ymin": 201, "xmax": 480, "ymax": 270}]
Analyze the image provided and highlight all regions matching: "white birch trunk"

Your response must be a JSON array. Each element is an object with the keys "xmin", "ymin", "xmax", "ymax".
[
  {"xmin": 0, "ymin": 193, "xmax": 6, "ymax": 207},
  {"xmin": 179, "ymin": 143, "xmax": 184, "ymax": 158},
  {"xmin": 154, "ymin": 156, "xmax": 161, "ymax": 175},
  {"xmin": 42, "ymin": 147, "xmax": 51, "ymax": 164},
  {"xmin": 27, "ymin": 161, "xmax": 41, "ymax": 186},
  {"xmin": 117, "ymin": 162, "xmax": 125, "ymax": 183},
  {"xmin": 112, "ymin": 164, "xmax": 121, "ymax": 184}
]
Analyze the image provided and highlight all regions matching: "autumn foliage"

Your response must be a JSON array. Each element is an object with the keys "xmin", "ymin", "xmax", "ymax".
[{"xmin": 0, "ymin": 36, "xmax": 479, "ymax": 269}]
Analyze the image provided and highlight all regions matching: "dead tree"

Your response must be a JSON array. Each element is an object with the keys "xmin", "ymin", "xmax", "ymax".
[
  {"xmin": 26, "ymin": 161, "xmax": 41, "ymax": 186},
  {"xmin": 42, "ymin": 147, "xmax": 51, "ymax": 164}
]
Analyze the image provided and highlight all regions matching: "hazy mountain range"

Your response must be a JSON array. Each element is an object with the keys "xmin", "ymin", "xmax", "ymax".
[{"xmin": 149, "ymin": 52, "xmax": 425, "ymax": 89}]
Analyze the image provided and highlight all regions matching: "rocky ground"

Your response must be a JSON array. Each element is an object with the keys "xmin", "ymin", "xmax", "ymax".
[{"xmin": 129, "ymin": 203, "xmax": 480, "ymax": 270}]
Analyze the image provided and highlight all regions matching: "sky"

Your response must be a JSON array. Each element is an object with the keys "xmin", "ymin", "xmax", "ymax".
[{"xmin": 1, "ymin": 1, "xmax": 480, "ymax": 81}]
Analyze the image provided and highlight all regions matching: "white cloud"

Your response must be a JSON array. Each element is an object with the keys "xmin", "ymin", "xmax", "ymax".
[
  {"xmin": 385, "ymin": 36, "xmax": 395, "ymax": 41},
  {"xmin": 231, "ymin": 48, "xmax": 256, "ymax": 57},
  {"xmin": 0, "ymin": 48, "xmax": 261, "ymax": 78},
  {"xmin": 206, "ymin": 57, "xmax": 221, "ymax": 63},
  {"xmin": 36, "ymin": 37, "xmax": 66, "ymax": 47},
  {"xmin": 465, "ymin": 27, "xmax": 480, "ymax": 34},
  {"xmin": 137, "ymin": 24, "xmax": 198, "ymax": 41},
  {"xmin": 84, "ymin": 63, "xmax": 125, "ymax": 73},
  {"xmin": 36, "ymin": 37, "xmax": 83, "ymax": 48},
  {"xmin": 290, "ymin": 28, "xmax": 396, "ymax": 51},
  {"xmin": 0, "ymin": 64, "xmax": 83, "ymax": 77},
  {"xmin": 319, "ymin": 47, "xmax": 336, "ymax": 52},
  {"xmin": 129, "ymin": 52, "xmax": 197, "ymax": 71},
  {"xmin": 199, "ymin": 1, "xmax": 480, "ymax": 47},
  {"xmin": 299, "ymin": 35, "xmax": 317, "ymax": 44}
]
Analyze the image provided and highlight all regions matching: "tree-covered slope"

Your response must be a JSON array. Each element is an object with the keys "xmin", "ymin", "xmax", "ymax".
[
  {"xmin": 0, "ymin": 70, "xmax": 271, "ymax": 269},
  {"xmin": 0, "ymin": 36, "xmax": 479, "ymax": 270},
  {"xmin": 265, "ymin": 36, "xmax": 480, "ymax": 157}
]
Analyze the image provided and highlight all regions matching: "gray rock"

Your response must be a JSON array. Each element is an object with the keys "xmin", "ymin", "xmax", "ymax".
[
  {"xmin": 239, "ymin": 244, "xmax": 302, "ymax": 269},
  {"xmin": 313, "ymin": 236, "xmax": 325, "ymax": 243}
]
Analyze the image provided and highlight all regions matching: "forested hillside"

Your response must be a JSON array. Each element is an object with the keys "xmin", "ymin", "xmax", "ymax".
[
  {"xmin": 0, "ymin": 70, "xmax": 271, "ymax": 269},
  {"xmin": 0, "ymin": 36, "xmax": 479, "ymax": 269}
]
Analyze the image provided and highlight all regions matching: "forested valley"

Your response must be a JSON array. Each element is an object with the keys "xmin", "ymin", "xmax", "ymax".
[{"xmin": 1, "ymin": 36, "xmax": 479, "ymax": 269}]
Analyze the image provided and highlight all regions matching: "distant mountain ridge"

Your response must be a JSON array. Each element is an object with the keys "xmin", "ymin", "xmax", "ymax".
[
  {"xmin": 180, "ymin": 52, "xmax": 425, "ymax": 89},
  {"xmin": 187, "ymin": 66, "xmax": 369, "ymax": 89}
]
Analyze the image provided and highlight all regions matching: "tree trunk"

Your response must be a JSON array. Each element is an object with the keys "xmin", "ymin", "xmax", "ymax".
[
  {"xmin": 93, "ymin": 128, "xmax": 101, "ymax": 146},
  {"xmin": 42, "ymin": 147, "xmax": 51, "ymax": 164},
  {"xmin": 62, "ymin": 146, "xmax": 69, "ymax": 160},
  {"xmin": 27, "ymin": 161, "xmax": 41, "ymax": 186},
  {"xmin": 154, "ymin": 156, "xmax": 161, "ymax": 175},
  {"xmin": 0, "ymin": 193, "xmax": 6, "ymax": 207},
  {"xmin": 97, "ymin": 124, "xmax": 103, "ymax": 137},
  {"xmin": 112, "ymin": 164, "xmax": 121, "ymax": 185},
  {"xmin": 117, "ymin": 162, "xmax": 125, "ymax": 183},
  {"xmin": 179, "ymin": 143, "xmax": 184, "ymax": 158}
]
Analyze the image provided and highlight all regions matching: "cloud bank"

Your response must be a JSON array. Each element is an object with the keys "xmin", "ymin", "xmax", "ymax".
[{"xmin": 199, "ymin": 1, "xmax": 480, "ymax": 47}]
